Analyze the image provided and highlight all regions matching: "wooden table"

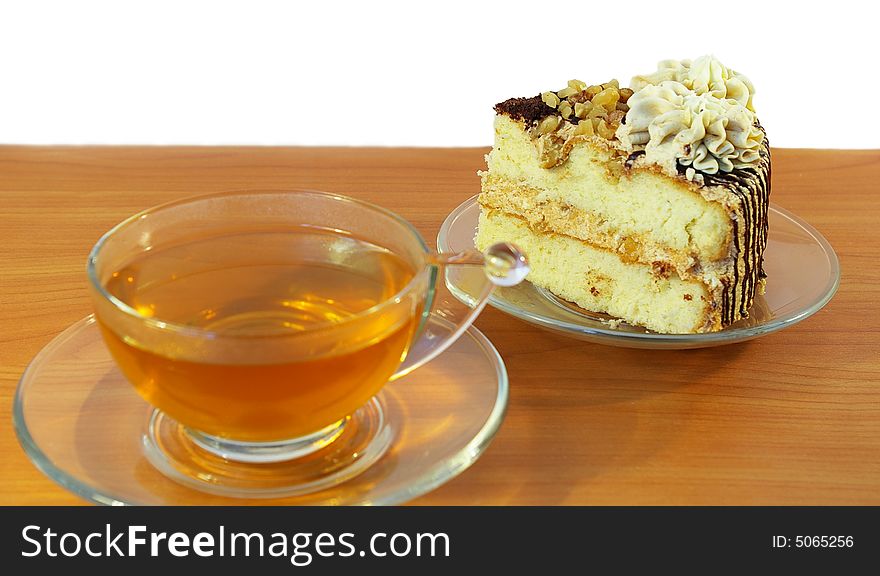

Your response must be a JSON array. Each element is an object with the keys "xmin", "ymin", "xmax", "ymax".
[{"xmin": 1, "ymin": 146, "xmax": 878, "ymax": 505}]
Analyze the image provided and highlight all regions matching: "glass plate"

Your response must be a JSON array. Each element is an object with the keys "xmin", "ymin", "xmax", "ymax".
[
  {"xmin": 13, "ymin": 313, "xmax": 508, "ymax": 505},
  {"xmin": 438, "ymin": 195, "xmax": 839, "ymax": 349}
]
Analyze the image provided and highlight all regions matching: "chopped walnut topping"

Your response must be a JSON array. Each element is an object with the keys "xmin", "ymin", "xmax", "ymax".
[
  {"xmin": 536, "ymin": 115, "xmax": 561, "ymax": 135},
  {"xmin": 541, "ymin": 79, "xmax": 629, "ymax": 139},
  {"xmin": 536, "ymin": 133, "xmax": 567, "ymax": 168},
  {"xmin": 541, "ymin": 91, "xmax": 560, "ymax": 108},
  {"xmin": 525, "ymin": 79, "xmax": 632, "ymax": 168},
  {"xmin": 574, "ymin": 119, "xmax": 594, "ymax": 136}
]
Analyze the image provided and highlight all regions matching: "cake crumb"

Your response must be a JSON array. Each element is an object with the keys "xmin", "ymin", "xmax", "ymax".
[{"xmin": 651, "ymin": 261, "xmax": 672, "ymax": 279}]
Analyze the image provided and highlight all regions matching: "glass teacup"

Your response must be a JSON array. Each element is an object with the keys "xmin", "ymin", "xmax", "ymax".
[{"xmin": 87, "ymin": 190, "xmax": 527, "ymax": 497}]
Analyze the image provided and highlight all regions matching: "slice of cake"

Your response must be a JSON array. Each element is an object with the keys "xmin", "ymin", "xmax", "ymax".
[{"xmin": 476, "ymin": 55, "xmax": 770, "ymax": 333}]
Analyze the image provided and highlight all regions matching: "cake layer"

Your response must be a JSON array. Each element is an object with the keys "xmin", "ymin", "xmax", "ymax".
[
  {"xmin": 476, "ymin": 210, "xmax": 718, "ymax": 333},
  {"xmin": 482, "ymin": 115, "xmax": 733, "ymax": 265}
]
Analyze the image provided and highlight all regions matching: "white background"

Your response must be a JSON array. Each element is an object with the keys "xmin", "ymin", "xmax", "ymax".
[{"xmin": 1, "ymin": 0, "xmax": 876, "ymax": 148}]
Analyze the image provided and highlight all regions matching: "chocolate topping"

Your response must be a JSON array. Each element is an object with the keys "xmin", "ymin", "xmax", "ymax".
[{"xmin": 494, "ymin": 96, "xmax": 556, "ymax": 124}]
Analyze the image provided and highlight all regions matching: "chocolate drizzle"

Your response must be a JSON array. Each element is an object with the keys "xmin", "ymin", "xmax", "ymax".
[
  {"xmin": 692, "ymin": 127, "xmax": 771, "ymax": 326},
  {"xmin": 624, "ymin": 150, "xmax": 645, "ymax": 169}
]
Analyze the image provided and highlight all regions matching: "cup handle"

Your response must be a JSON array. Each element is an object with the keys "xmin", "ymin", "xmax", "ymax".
[{"xmin": 391, "ymin": 242, "xmax": 529, "ymax": 380}]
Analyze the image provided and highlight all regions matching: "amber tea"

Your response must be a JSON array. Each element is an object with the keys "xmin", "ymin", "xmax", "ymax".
[
  {"xmin": 82, "ymin": 190, "xmax": 527, "ymax": 498},
  {"xmin": 98, "ymin": 227, "xmax": 419, "ymax": 442}
]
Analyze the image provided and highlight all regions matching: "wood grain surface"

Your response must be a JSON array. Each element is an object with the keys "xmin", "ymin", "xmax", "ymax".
[{"xmin": 1, "ymin": 146, "xmax": 878, "ymax": 505}]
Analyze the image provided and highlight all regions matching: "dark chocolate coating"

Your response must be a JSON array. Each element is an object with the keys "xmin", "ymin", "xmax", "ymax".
[{"xmin": 494, "ymin": 96, "xmax": 555, "ymax": 124}]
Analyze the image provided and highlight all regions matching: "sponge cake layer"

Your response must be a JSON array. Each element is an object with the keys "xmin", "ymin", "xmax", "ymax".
[{"xmin": 476, "ymin": 209, "xmax": 715, "ymax": 333}]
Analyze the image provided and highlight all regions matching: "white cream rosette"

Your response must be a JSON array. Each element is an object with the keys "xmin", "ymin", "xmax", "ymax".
[
  {"xmin": 631, "ymin": 55, "xmax": 755, "ymax": 112},
  {"xmin": 617, "ymin": 81, "xmax": 764, "ymax": 176}
]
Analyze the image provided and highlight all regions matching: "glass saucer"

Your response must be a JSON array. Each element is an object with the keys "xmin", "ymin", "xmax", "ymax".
[
  {"xmin": 438, "ymin": 195, "xmax": 839, "ymax": 349},
  {"xmin": 13, "ymin": 313, "xmax": 508, "ymax": 505}
]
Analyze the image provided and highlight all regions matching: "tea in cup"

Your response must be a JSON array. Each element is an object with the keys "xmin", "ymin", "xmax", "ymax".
[{"xmin": 88, "ymin": 190, "xmax": 527, "ymax": 496}]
